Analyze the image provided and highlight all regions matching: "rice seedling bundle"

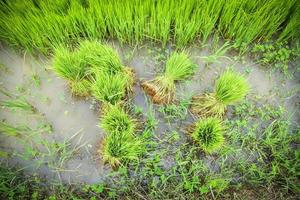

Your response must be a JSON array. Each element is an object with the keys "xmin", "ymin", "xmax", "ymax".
[
  {"xmin": 191, "ymin": 70, "xmax": 249, "ymax": 117},
  {"xmin": 100, "ymin": 105, "xmax": 136, "ymax": 134},
  {"xmin": 142, "ymin": 52, "xmax": 196, "ymax": 104},
  {"xmin": 100, "ymin": 130, "xmax": 146, "ymax": 168},
  {"xmin": 189, "ymin": 117, "xmax": 224, "ymax": 153},
  {"xmin": 53, "ymin": 41, "xmax": 133, "ymax": 99},
  {"xmin": 99, "ymin": 105, "xmax": 145, "ymax": 168},
  {"xmin": 91, "ymin": 71, "xmax": 130, "ymax": 105},
  {"xmin": 53, "ymin": 46, "xmax": 92, "ymax": 96}
]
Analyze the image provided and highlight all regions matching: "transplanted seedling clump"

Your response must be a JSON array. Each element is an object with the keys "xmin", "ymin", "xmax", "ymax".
[
  {"xmin": 53, "ymin": 41, "xmax": 134, "ymax": 100},
  {"xmin": 189, "ymin": 117, "xmax": 224, "ymax": 153},
  {"xmin": 142, "ymin": 52, "xmax": 196, "ymax": 104},
  {"xmin": 100, "ymin": 105, "xmax": 136, "ymax": 135},
  {"xmin": 99, "ymin": 105, "xmax": 145, "ymax": 168},
  {"xmin": 191, "ymin": 70, "xmax": 250, "ymax": 118}
]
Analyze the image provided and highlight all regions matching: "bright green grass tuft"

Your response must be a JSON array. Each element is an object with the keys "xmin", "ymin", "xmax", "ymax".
[
  {"xmin": 0, "ymin": 121, "xmax": 31, "ymax": 137},
  {"xmin": 91, "ymin": 71, "xmax": 128, "ymax": 105},
  {"xmin": 100, "ymin": 130, "xmax": 146, "ymax": 168},
  {"xmin": 78, "ymin": 41, "xmax": 123, "ymax": 75},
  {"xmin": 101, "ymin": 105, "xmax": 136, "ymax": 134},
  {"xmin": 53, "ymin": 41, "xmax": 130, "ymax": 97},
  {"xmin": 53, "ymin": 46, "xmax": 91, "ymax": 96},
  {"xmin": 142, "ymin": 52, "xmax": 195, "ymax": 104},
  {"xmin": 215, "ymin": 70, "xmax": 250, "ymax": 105},
  {"xmin": 191, "ymin": 117, "xmax": 224, "ymax": 153},
  {"xmin": 165, "ymin": 52, "xmax": 196, "ymax": 81},
  {"xmin": 53, "ymin": 46, "xmax": 87, "ymax": 81}
]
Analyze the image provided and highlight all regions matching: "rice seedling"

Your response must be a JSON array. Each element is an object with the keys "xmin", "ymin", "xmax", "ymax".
[
  {"xmin": 189, "ymin": 117, "xmax": 224, "ymax": 153},
  {"xmin": 100, "ymin": 105, "xmax": 136, "ymax": 135},
  {"xmin": 53, "ymin": 46, "xmax": 91, "ymax": 96},
  {"xmin": 91, "ymin": 71, "xmax": 129, "ymax": 105},
  {"xmin": 99, "ymin": 130, "xmax": 146, "ymax": 169},
  {"xmin": 53, "ymin": 41, "xmax": 134, "ymax": 97},
  {"xmin": 0, "ymin": 121, "xmax": 31, "ymax": 137},
  {"xmin": 78, "ymin": 41, "xmax": 123, "ymax": 75},
  {"xmin": 200, "ymin": 41, "xmax": 232, "ymax": 64},
  {"xmin": 191, "ymin": 70, "xmax": 249, "ymax": 117},
  {"xmin": 0, "ymin": 98, "xmax": 36, "ymax": 113},
  {"xmin": 141, "ymin": 52, "xmax": 196, "ymax": 104}
]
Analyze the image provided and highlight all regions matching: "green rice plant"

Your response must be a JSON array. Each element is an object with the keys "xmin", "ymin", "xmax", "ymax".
[
  {"xmin": 100, "ymin": 130, "xmax": 146, "ymax": 168},
  {"xmin": 91, "ymin": 71, "xmax": 129, "ymax": 105},
  {"xmin": 0, "ymin": 98, "xmax": 35, "ymax": 113},
  {"xmin": 278, "ymin": 2, "xmax": 300, "ymax": 42},
  {"xmin": 78, "ymin": 41, "xmax": 123, "ymax": 75},
  {"xmin": 0, "ymin": 121, "xmax": 31, "ymax": 137},
  {"xmin": 53, "ymin": 46, "xmax": 91, "ymax": 96},
  {"xmin": 191, "ymin": 70, "xmax": 249, "ymax": 117},
  {"xmin": 0, "ymin": 0, "xmax": 299, "ymax": 53},
  {"xmin": 141, "ymin": 52, "xmax": 196, "ymax": 104},
  {"xmin": 100, "ymin": 105, "xmax": 136, "ymax": 134},
  {"xmin": 200, "ymin": 41, "xmax": 232, "ymax": 64},
  {"xmin": 53, "ymin": 41, "xmax": 134, "ymax": 97},
  {"xmin": 190, "ymin": 117, "xmax": 224, "ymax": 153}
]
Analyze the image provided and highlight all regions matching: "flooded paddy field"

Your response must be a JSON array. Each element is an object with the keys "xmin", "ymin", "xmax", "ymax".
[{"xmin": 0, "ymin": 40, "xmax": 300, "ymax": 184}]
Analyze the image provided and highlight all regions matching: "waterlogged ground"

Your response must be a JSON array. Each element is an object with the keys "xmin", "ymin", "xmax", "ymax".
[{"xmin": 0, "ymin": 41, "xmax": 299, "ymax": 184}]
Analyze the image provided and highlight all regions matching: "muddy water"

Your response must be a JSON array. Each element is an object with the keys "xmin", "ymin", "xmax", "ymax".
[{"xmin": 0, "ymin": 42, "xmax": 299, "ymax": 184}]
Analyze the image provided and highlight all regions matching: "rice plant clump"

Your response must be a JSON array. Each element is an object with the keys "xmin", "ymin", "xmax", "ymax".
[
  {"xmin": 91, "ymin": 71, "xmax": 129, "ymax": 105},
  {"xmin": 78, "ymin": 41, "xmax": 123, "ymax": 75},
  {"xmin": 53, "ymin": 46, "xmax": 91, "ymax": 96},
  {"xmin": 142, "ymin": 52, "xmax": 196, "ymax": 104},
  {"xmin": 191, "ymin": 70, "xmax": 249, "ymax": 117},
  {"xmin": 190, "ymin": 117, "xmax": 224, "ymax": 153},
  {"xmin": 100, "ymin": 105, "xmax": 136, "ymax": 134},
  {"xmin": 53, "ymin": 41, "xmax": 134, "ymax": 98},
  {"xmin": 100, "ymin": 131, "xmax": 146, "ymax": 168}
]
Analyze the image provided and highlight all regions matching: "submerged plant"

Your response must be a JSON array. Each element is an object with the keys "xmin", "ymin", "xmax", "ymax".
[
  {"xmin": 100, "ymin": 131, "xmax": 146, "ymax": 168},
  {"xmin": 100, "ymin": 105, "xmax": 136, "ymax": 134},
  {"xmin": 191, "ymin": 70, "xmax": 249, "ymax": 117},
  {"xmin": 0, "ymin": 121, "xmax": 31, "ymax": 137},
  {"xmin": 0, "ymin": 98, "xmax": 35, "ymax": 113},
  {"xmin": 190, "ymin": 117, "xmax": 224, "ymax": 153},
  {"xmin": 142, "ymin": 52, "xmax": 196, "ymax": 104}
]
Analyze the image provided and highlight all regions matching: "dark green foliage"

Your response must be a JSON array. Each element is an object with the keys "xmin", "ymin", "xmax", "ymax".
[{"xmin": 252, "ymin": 42, "xmax": 300, "ymax": 75}]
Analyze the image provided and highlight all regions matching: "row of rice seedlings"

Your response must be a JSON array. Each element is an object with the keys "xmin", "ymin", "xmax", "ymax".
[
  {"xmin": 53, "ymin": 41, "xmax": 133, "ymax": 104},
  {"xmin": 142, "ymin": 52, "xmax": 196, "ymax": 104},
  {"xmin": 191, "ymin": 70, "xmax": 250, "ymax": 118},
  {"xmin": 218, "ymin": 0, "xmax": 296, "ymax": 49},
  {"xmin": 1, "ymin": 0, "xmax": 298, "ymax": 53},
  {"xmin": 99, "ymin": 105, "xmax": 145, "ymax": 168}
]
